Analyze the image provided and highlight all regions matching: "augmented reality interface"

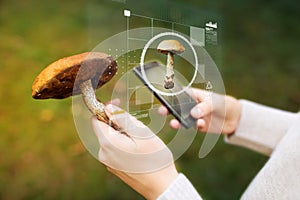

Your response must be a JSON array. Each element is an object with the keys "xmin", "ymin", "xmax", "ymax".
[
  {"xmin": 121, "ymin": 5, "xmax": 220, "ymax": 122},
  {"xmin": 73, "ymin": 0, "xmax": 225, "ymax": 164}
]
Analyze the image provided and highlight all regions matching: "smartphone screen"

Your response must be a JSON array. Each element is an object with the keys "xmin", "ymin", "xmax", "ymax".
[{"xmin": 133, "ymin": 61, "xmax": 197, "ymax": 128}]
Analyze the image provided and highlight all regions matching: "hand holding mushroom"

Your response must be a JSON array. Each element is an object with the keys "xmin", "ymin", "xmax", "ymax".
[
  {"xmin": 157, "ymin": 40, "xmax": 185, "ymax": 89},
  {"xmin": 32, "ymin": 52, "xmax": 125, "ymax": 134},
  {"xmin": 91, "ymin": 104, "xmax": 178, "ymax": 200}
]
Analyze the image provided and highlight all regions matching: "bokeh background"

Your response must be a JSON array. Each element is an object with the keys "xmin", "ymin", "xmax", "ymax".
[{"xmin": 1, "ymin": 0, "xmax": 299, "ymax": 199}]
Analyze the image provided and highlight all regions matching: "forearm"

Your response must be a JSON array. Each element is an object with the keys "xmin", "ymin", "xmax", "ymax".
[{"xmin": 225, "ymin": 100, "xmax": 298, "ymax": 155}]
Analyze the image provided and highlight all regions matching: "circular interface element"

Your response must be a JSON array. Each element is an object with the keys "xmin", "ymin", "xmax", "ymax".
[{"xmin": 140, "ymin": 32, "xmax": 198, "ymax": 96}]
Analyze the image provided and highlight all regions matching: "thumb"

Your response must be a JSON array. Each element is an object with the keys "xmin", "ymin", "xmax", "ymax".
[
  {"xmin": 105, "ymin": 104, "xmax": 154, "ymax": 139},
  {"xmin": 91, "ymin": 115, "xmax": 135, "ymax": 150},
  {"xmin": 91, "ymin": 116, "xmax": 118, "ymax": 147}
]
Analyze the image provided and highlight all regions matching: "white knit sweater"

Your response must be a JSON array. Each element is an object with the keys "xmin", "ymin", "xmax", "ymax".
[{"xmin": 157, "ymin": 100, "xmax": 300, "ymax": 200}]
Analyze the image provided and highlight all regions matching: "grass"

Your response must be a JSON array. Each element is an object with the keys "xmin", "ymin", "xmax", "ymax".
[
  {"xmin": 1, "ymin": 0, "xmax": 299, "ymax": 199},
  {"xmin": 0, "ymin": 1, "xmax": 107, "ymax": 199}
]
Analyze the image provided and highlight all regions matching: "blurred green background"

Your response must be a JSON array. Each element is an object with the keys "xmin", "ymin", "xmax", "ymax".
[{"xmin": 1, "ymin": 0, "xmax": 299, "ymax": 199}]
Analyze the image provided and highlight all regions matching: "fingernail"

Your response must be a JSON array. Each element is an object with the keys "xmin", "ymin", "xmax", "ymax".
[
  {"xmin": 191, "ymin": 107, "xmax": 202, "ymax": 118},
  {"xmin": 197, "ymin": 119, "xmax": 205, "ymax": 127},
  {"xmin": 105, "ymin": 104, "xmax": 125, "ymax": 116},
  {"xmin": 110, "ymin": 98, "xmax": 120, "ymax": 106},
  {"xmin": 105, "ymin": 104, "xmax": 114, "ymax": 113},
  {"xmin": 158, "ymin": 106, "xmax": 166, "ymax": 115},
  {"xmin": 90, "ymin": 116, "xmax": 98, "ymax": 126}
]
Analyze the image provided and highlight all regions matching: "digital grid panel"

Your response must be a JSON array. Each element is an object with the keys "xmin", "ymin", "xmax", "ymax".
[
  {"xmin": 124, "ymin": 10, "xmax": 212, "ymax": 117},
  {"xmin": 123, "ymin": 9, "xmax": 216, "ymax": 118}
]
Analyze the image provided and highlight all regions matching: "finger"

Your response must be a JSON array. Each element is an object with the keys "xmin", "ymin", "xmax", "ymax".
[
  {"xmin": 106, "ymin": 98, "xmax": 120, "ymax": 106},
  {"xmin": 91, "ymin": 116, "xmax": 118, "ymax": 146},
  {"xmin": 196, "ymin": 119, "xmax": 206, "ymax": 131},
  {"xmin": 105, "ymin": 104, "xmax": 143, "ymax": 128},
  {"xmin": 158, "ymin": 106, "xmax": 169, "ymax": 116},
  {"xmin": 190, "ymin": 101, "xmax": 212, "ymax": 119},
  {"xmin": 91, "ymin": 116, "xmax": 135, "ymax": 149},
  {"xmin": 170, "ymin": 119, "xmax": 181, "ymax": 129},
  {"xmin": 98, "ymin": 148, "xmax": 108, "ymax": 164},
  {"xmin": 185, "ymin": 88, "xmax": 209, "ymax": 102},
  {"xmin": 105, "ymin": 104, "xmax": 153, "ymax": 138}
]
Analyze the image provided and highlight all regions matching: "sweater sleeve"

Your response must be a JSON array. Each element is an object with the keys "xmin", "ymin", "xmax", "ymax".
[
  {"xmin": 157, "ymin": 173, "xmax": 202, "ymax": 200},
  {"xmin": 225, "ymin": 99, "xmax": 298, "ymax": 156}
]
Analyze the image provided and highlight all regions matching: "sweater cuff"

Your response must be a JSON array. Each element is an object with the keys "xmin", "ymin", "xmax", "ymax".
[
  {"xmin": 225, "ymin": 99, "xmax": 297, "ymax": 156},
  {"xmin": 157, "ymin": 173, "xmax": 202, "ymax": 200}
]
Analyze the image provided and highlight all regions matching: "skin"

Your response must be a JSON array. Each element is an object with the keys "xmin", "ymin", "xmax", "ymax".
[
  {"xmin": 158, "ymin": 88, "xmax": 242, "ymax": 134},
  {"xmin": 92, "ymin": 104, "xmax": 178, "ymax": 200},
  {"xmin": 92, "ymin": 89, "xmax": 242, "ymax": 199}
]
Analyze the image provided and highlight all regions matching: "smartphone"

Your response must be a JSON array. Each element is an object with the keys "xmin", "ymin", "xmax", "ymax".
[{"xmin": 133, "ymin": 61, "xmax": 197, "ymax": 129}]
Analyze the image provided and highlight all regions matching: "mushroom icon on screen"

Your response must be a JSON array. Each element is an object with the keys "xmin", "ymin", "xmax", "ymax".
[
  {"xmin": 157, "ymin": 40, "xmax": 185, "ymax": 89},
  {"xmin": 32, "ymin": 52, "xmax": 126, "ymax": 134}
]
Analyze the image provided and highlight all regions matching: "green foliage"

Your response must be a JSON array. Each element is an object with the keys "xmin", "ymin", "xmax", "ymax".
[{"xmin": 0, "ymin": 0, "xmax": 299, "ymax": 199}]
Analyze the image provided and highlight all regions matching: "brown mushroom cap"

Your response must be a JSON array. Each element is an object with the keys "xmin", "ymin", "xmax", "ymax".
[
  {"xmin": 32, "ymin": 52, "xmax": 117, "ymax": 99},
  {"xmin": 157, "ymin": 40, "xmax": 185, "ymax": 54}
]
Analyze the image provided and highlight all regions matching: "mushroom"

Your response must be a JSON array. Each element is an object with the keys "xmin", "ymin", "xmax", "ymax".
[
  {"xmin": 32, "ymin": 52, "xmax": 125, "ymax": 134},
  {"xmin": 157, "ymin": 40, "xmax": 185, "ymax": 89}
]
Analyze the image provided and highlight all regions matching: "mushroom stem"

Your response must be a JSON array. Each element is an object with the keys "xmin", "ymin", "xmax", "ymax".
[
  {"xmin": 79, "ymin": 80, "xmax": 126, "ymax": 134},
  {"xmin": 164, "ymin": 52, "xmax": 175, "ymax": 89},
  {"xmin": 80, "ymin": 80, "xmax": 105, "ymax": 115}
]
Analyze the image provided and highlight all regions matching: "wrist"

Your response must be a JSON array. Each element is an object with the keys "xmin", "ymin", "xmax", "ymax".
[
  {"xmin": 146, "ymin": 165, "xmax": 179, "ymax": 200},
  {"xmin": 224, "ymin": 96, "xmax": 242, "ymax": 135}
]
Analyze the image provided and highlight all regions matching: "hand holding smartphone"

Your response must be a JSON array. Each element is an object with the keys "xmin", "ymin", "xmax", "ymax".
[{"xmin": 133, "ymin": 61, "xmax": 197, "ymax": 129}]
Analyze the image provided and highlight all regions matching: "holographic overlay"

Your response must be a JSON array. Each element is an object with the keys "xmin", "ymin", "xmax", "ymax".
[{"xmin": 72, "ymin": 27, "xmax": 226, "ymax": 173}]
